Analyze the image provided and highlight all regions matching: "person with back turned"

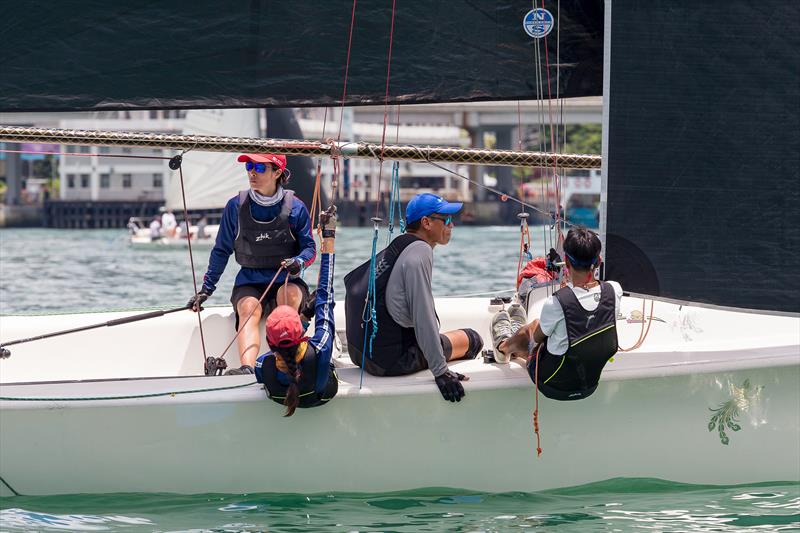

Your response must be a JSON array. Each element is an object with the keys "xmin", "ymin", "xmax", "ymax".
[
  {"xmin": 493, "ymin": 227, "xmax": 623, "ymax": 400},
  {"xmin": 344, "ymin": 193, "xmax": 484, "ymax": 403},
  {"xmin": 255, "ymin": 207, "xmax": 339, "ymax": 415}
]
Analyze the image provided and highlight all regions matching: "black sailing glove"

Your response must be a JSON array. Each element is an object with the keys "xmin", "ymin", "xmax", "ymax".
[
  {"xmin": 435, "ymin": 370, "xmax": 468, "ymax": 402},
  {"xmin": 320, "ymin": 205, "xmax": 338, "ymax": 238},
  {"xmin": 281, "ymin": 257, "xmax": 302, "ymax": 276},
  {"xmin": 187, "ymin": 288, "xmax": 211, "ymax": 312}
]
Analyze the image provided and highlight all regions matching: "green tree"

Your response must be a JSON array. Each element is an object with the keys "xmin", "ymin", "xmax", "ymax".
[{"xmin": 565, "ymin": 124, "xmax": 602, "ymax": 155}]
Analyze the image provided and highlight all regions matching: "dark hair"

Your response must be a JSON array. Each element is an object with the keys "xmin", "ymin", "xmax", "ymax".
[
  {"xmin": 275, "ymin": 344, "xmax": 301, "ymax": 417},
  {"xmin": 563, "ymin": 226, "xmax": 602, "ymax": 270},
  {"xmin": 405, "ymin": 219, "xmax": 422, "ymax": 232},
  {"xmin": 277, "ymin": 170, "xmax": 290, "ymax": 187}
]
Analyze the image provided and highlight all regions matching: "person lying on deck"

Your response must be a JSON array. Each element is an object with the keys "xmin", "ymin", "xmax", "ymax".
[
  {"xmin": 493, "ymin": 227, "xmax": 623, "ymax": 401},
  {"xmin": 344, "ymin": 193, "xmax": 484, "ymax": 403},
  {"xmin": 254, "ymin": 207, "xmax": 339, "ymax": 416}
]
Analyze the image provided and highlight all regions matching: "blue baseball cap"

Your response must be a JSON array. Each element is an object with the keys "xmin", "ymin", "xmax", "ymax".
[{"xmin": 406, "ymin": 193, "xmax": 463, "ymax": 224}]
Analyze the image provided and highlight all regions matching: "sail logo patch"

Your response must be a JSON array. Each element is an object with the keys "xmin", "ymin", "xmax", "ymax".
[{"xmin": 523, "ymin": 8, "xmax": 554, "ymax": 39}]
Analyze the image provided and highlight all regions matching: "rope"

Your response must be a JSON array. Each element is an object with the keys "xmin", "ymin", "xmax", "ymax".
[
  {"xmin": 618, "ymin": 299, "xmax": 655, "ymax": 352},
  {"xmin": 336, "ymin": 0, "xmax": 358, "ymax": 144},
  {"xmin": 373, "ymin": 0, "xmax": 398, "ymax": 219},
  {"xmin": 413, "ymin": 148, "xmax": 579, "ymax": 228},
  {"xmin": 386, "ymin": 161, "xmax": 405, "ymax": 244},
  {"xmin": 175, "ymin": 159, "xmax": 208, "ymax": 364},
  {"xmin": 359, "ymin": 220, "xmax": 380, "ymax": 389},
  {"xmin": 216, "ymin": 266, "xmax": 285, "ymax": 360},
  {"xmin": 516, "ymin": 214, "xmax": 533, "ymax": 289},
  {"xmin": 0, "ymin": 381, "xmax": 259, "ymax": 402},
  {"xmin": 532, "ymin": 344, "xmax": 543, "ymax": 456}
]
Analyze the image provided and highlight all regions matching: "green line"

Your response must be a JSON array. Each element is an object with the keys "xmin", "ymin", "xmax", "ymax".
[
  {"xmin": 571, "ymin": 324, "xmax": 616, "ymax": 348},
  {"xmin": 0, "ymin": 381, "xmax": 259, "ymax": 402}
]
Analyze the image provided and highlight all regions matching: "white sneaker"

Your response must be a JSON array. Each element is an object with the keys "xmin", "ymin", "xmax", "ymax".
[
  {"xmin": 490, "ymin": 310, "xmax": 513, "ymax": 363},
  {"xmin": 507, "ymin": 303, "xmax": 528, "ymax": 335}
]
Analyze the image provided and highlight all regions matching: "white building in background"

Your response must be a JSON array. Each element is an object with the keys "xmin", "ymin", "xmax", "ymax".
[
  {"xmin": 297, "ymin": 111, "xmax": 472, "ymax": 203},
  {"xmin": 57, "ymin": 110, "xmax": 186, "ymax": 202}
]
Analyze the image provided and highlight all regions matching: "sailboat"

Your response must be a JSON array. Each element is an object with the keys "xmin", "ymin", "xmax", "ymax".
[
  {"xmin": 0, "ymin": 1, "xmax": 797, "ymax": 497},
  {"xmin": 128, "ymin": 109, "xmax": 261, "ymax": 247}
]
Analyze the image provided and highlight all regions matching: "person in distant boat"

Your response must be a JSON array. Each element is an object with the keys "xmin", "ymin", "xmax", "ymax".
[
  {"xmin": 127, "ymin": 217, "xmax": 139, "ymax": 236},
  {"xmin": 188, "ymin": 153, "xmax": 317, "ymax": 375},
  {"xmin": 344, "ymin": 193, "xmax": 484, "ymax": 403},
  {"xmin": 255, "ymin": 207, "xmax": 339, "ymax": 416},
  {"xmin": 148, "ymin": 215, "xmax": 162, "ymax": 241},
  {"xmin": 494, "ymin": 227, "xmax": 623, "ymax": 401},
  {"xmin": 161, "ymin": 209, "xmax": 177, "ymax": 238},
  {"xmin": 196, "ymin": 215, "xmax": 209, "ymax": 240}
]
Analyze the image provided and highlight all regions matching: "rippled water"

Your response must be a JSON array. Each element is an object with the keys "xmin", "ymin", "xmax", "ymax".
[
  {"xmin": 1, "ymin": 480, "xmax": 798, "ymax": 532},
  {"xmin": 0, "ymin": 226, "xmax": 542, "ymax": 315}
]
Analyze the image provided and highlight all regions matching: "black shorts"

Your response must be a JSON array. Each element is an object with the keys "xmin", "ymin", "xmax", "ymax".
[
  {"xmin": 230, "ymin": 278, "xmax": 310, "ymax": 331},
  {"xmin": 382, "ymin": 334, "xmax": 453, "ymax": 376}
]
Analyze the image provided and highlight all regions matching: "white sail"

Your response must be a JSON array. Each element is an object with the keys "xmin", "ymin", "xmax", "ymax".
[{"xmin": 164, "ymin": 109, "xmax": 260, "ymax": 210}]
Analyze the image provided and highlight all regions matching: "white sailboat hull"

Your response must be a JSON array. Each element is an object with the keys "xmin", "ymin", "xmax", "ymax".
[
  {"xmin": 1, "ymin": 296, "xmax": 798, "ymax": 496},
  {"xmin": 129, "ymin": 224, "xmax": 219, "ymax": 248}
]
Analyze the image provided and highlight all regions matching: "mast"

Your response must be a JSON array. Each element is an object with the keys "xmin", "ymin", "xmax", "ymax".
[{"xmin": 0, "ymin": 126, "xmax": 601, "ymax": 170}]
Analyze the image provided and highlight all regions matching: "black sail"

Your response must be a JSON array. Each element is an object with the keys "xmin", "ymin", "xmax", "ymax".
[
  {"xmin": 0, "ymin": 1, "xmax": 602, "ymax": 112},
  {"xmin": 604, "ymin": 1, "xmax": 800, "ymax": 314}
]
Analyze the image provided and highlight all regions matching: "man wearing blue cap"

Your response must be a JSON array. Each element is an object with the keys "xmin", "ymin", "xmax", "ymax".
[{"xmin": 344, "ymin": 193, "xmax": 484, "ymax": 403}]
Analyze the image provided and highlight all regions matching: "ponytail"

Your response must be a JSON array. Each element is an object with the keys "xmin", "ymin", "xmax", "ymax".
[{"xmin": 278, "ymin": 346, "xmax": 301, "ymax": 417}]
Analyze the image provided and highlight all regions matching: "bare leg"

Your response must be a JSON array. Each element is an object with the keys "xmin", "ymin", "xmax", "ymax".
[
  {"xmin": 275, "ymin": 283, "xmax": 304, "ymax": 311},
  {"xmin": 499, "ymin": 319, "xmax": 539, "ymax": 361},
  {"xmin": 442, "ymin": 329, "xmax": 470, "ymax": 360},
  {"xmin": 236, "ymin": 296, "xmax": 263, "ymax": 367}
]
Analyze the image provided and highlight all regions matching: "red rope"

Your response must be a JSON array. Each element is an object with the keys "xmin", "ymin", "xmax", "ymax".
[
  {"xmin": 336, "ymin": 0, "xmax": 358, "ymax": 143},
  {"xmin": 374, "ymin": 0, "xmax": 398, "ymax": 217},
  {"xmin": 532, "ymin": 344, "xmax": 543, "ymax": 456},
  {"xmin": 539, "ymin": 0, "xmax": 563, "ymax": 241}
]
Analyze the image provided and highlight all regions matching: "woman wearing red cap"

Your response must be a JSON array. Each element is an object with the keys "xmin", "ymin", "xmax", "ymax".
[
  {"xmin": 255, "ymin": 207, "xmax": 339, "ymax": 415},
  {"xmin": 188, "ymin": 153, "xmax": 317, "ymax": 374}
]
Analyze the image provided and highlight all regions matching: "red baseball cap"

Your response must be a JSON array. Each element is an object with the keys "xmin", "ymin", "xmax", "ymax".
[
  {"xmin": 266, "ymin": 305, "xmax": 308, "ymax": 348},
  {"xmin": 237, "ymin": 153, "xmax": 287, "ymax": 173}
]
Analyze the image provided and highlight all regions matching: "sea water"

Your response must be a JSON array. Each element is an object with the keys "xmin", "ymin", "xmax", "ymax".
[
  {"xmin": 0, "ymin": 226, "xmax": 534, "ymax": 315},
  {"xmin": 1, "ymin": 227, "xmax": 798, "ymax": 532}
]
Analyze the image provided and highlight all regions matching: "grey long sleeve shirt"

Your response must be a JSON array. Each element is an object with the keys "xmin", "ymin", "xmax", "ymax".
[{"xmin": 385, "ymin": 240, "xmax": 448, "ymax": 377}]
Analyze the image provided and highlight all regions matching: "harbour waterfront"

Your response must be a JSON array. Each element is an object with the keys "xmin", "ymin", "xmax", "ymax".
[{"xmin": 1, "ymin": 227, "xmax": 798, "ymax": 531}]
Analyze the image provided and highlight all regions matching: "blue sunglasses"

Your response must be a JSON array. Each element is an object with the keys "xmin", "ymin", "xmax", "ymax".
[
  {"xmin": 245, "ymin": 161, "xmax": 275, "ymax": 173},
  {"xmin": 428, "ymin": 214, "xmax": 452, "ymax": 225}
]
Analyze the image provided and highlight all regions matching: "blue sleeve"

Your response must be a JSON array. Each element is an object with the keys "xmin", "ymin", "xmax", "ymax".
[
  {"xmin": 254, "ymin": 352, "xmax": 268, "ymax": 383},
  {"xmin": 202, "ymin": 197, "xmax": 238, "ymax": 294},
  {"xmin": 308, "ymin": 253, "xmax": 336, "ymax": 393},
  {"xmin": 290, "ymin": 198, "xmax": 317, "ymax": 268}
]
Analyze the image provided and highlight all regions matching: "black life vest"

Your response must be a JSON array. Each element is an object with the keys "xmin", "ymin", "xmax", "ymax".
[
  {"xmin": 533, "ymin": 282, "xmax": 618, "ymax": 401},
  {"xmin": 260, "ymin": 345, "xmax": 338, "ymax": 408},
  {"xmin": 234, "ymin": 189, "xmax": 300, "ymax": 269},
  {"xmin": 344, "ymin": 233, "xmax": 421, "ymax": 375}
]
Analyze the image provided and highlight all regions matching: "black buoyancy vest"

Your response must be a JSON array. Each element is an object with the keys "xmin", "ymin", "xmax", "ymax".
[
  {"xmin": 260, "ymin": 345, "xmax": 338, "ymax": 408},
  {"xmin": 536, "ymin": 282, "xmax": 618, "ymax": 401},
  {"xmin": 344, "ymin": 233, "xmax": 421, "ymax": 374},
  {"xmin": 234, "ymin": 190, "xmax": 300, "ymax": 269}
]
